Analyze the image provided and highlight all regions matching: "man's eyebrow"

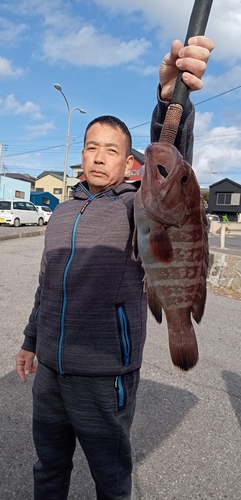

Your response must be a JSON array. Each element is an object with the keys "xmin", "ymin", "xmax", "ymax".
[{"xmin": 85, "ymin": 140, "xmax": 120, "ymax": 148}]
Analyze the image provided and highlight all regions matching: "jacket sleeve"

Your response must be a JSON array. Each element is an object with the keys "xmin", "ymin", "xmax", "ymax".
[
  {"xmin": 150, "ymin": 84, "xmax": 195, "ymax": 166},
  {"xmin": 21, "ymin": 249, "xmax": 46, "ymax": 353}
]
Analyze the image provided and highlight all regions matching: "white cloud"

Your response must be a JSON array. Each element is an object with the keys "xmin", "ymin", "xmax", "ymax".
[
  {"xmin": 0, "ymin": 17, "xmax": 27, "ymax": 44},
  {"xmin": 202, "ymin": 65, "xmax": 241, "ymax": 97},
  {"xmin": 25, "ymin": 121, "xmax": 56, "ymax": 139},
  {"xmin": 0, "ymin": 94, "xmax": 43, "ymax": 119},
  {"xmin": 0, "ymin": 56, "xmax": 24, "ymax": 78},
  {"xmin": 193, "ymin": 111, "xmax": 241, "ymax": 186},
  {"xmin": 94, "ymin": 0, "xmax": 241, "ymax": 63},
  {"xmin": 142, "ymin": 65, "xmax": 159, "ymax": 76},
  {"xmin": 42, "ymin": 26, "xmax": 151, "ymax": 67}
]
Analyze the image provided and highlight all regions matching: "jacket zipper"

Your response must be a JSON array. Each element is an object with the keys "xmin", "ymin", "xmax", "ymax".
[
  {"xmin": 117, "ymin": 306, "xmax": 131, "ymax": 366},
  {"xmin": 57, "ymin": 193, "xmax": 101, "ymax": 374},
  {"xmin": 115, "ymin": 375, "xmax": 124, "ymax": 407}
]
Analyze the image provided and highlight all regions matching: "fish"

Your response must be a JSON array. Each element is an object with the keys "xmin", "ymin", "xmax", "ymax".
[{"xmin": 133, "ymin": 141, "xmax": 209, "ymax": 371}]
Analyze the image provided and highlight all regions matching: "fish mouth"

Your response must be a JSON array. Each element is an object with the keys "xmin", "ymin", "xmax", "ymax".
[
  {"xmin": 157, "ymin": 164, "xmax": 168, "ymax": 178},
  {"xmin": 156, "ymin": 163, "xmax": 190, "ymax": 186}
]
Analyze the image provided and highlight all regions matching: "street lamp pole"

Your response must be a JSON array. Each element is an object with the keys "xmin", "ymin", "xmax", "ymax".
[{"xmin": 54, "ymin": 84, "xmax": 86, "ymax": 202}]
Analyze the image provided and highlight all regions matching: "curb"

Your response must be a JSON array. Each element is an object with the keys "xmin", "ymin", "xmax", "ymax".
[{"xmin": 0, "ymin": 227, "xmax": 46, "ymax": 241}]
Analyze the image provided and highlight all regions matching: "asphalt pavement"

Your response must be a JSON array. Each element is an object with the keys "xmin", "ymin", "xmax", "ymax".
[
  {"xmin": 1, "ymin": 234, "xmax": 241, "ymax": 500},
  {"xmin": 0, "ymin": 224, "xmax": 46, "ymax": 241}
]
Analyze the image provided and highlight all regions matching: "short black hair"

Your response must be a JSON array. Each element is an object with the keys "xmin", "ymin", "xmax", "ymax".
[{"xmin": 83, "ymin": 115, "xmax": 132, "ymax": 156}]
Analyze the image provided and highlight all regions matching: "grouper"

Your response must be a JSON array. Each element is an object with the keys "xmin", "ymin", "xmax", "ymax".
[{"xmin": 133, "ymin": 142, "xmax": 209, "ymax": 371}]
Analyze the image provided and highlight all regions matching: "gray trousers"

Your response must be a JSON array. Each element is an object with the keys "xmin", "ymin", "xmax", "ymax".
[{"xmin": 32, "ymin": 363, "xmax": 139, "ymax": 500}]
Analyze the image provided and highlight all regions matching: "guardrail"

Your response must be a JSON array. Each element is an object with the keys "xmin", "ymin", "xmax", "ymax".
[{"xmin": 209, "ymin": 221, "xmax": 241, "ymax": 248}]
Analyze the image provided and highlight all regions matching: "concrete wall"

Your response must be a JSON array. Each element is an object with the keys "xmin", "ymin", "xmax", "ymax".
[{"xmin": 208, "ymin": 251, "xmax": 241, "ymax": 293}]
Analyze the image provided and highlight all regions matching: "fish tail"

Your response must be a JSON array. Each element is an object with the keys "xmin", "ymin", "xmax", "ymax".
[{"xmin": 168, "ymin": 324, "xmax": 198, "ymax": 372}]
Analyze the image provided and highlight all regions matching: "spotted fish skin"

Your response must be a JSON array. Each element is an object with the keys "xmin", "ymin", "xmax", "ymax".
[{"xmin": 134, "ymin": 142, "xmax": 209, "ymax": 371}]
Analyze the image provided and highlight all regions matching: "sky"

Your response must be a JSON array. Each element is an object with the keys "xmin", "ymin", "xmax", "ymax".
[{"xmin": 0, "ymin": 0, "xmax": 241, "ymax": 187}]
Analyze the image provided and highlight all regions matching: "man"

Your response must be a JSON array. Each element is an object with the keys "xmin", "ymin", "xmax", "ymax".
[{"xmin": 16, "ymin": 36, "xmax": 214, "ymax": 500}]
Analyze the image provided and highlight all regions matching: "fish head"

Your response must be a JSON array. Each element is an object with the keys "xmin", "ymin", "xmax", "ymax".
[{"xmin": 141, "ymin": 142, "xmax": 201, "ymax": 226}]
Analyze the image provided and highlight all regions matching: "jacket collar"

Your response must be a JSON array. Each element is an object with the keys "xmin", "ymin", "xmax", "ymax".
[{"xmin": 72, "ymin": 180, "xmax": 139, "ymax": 200}]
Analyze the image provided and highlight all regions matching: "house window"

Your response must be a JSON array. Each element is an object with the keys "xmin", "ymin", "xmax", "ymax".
[
  {"xmin": 15, "ymin": 190, "xmax": 25, "ymax": 199},
  {"xmin": 42, "ymin": 197, "xmax": 51, "ymax": 205},
  {"xmin": 53, "ymin": 188, "xmax": 62, "ymax": 194},
  {"xmin": 217, "ymin": 192, "xmax": 240, "ymax": 205},
  {"xmin": 77, "ymin": 171, "xmax": 83, "ymax": 178},
  {"xmin": 131, "ymin": 170, "xmax": 137, "ymax": 175},
  {"xmin": 36, "ymin": 188, "xmax": 44, "ymax": 192}
]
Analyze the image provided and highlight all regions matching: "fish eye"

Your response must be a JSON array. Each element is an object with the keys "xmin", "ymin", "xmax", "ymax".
[
  {"xmin": 157, "ymin": 164, "xmax": 168, "ymax": 178},
  {"xmin": 180, "ymin": 175, "xmax": 189, "ymax": 185}
]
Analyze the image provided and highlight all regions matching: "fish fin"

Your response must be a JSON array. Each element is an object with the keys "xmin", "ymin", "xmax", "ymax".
[
  {"xmin": 149, "ymin": 226, "xmax": 173, "ymax": 263},
  {"xmin": 168, "ymin": 323, "xmax": 199, "ymax": 371},
  {"xmin": 132, "ymin": 227, "xmax": 139, "ymax": 260},
  {"xmin": 192, "ymin": 282, "xmax": 207, "ymax": 323},
  {"xmin": 192, "ymin": 204, "xmax": 209, "ymax": 323},
  {"xmin": 165, "ymin": 310, "xmax": 198, "ymax": 371},
  {"xmin": 146, "ymin": 284, "xmax": 162, "ymax": 323}
]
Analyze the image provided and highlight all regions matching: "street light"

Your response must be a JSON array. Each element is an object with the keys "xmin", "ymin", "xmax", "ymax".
[{"xmin": 54, "ymin": 84, "xmax": 86, "ymax": 202}]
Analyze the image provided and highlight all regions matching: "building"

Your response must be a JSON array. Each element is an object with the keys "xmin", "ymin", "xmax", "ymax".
[
  {"xmin": 35, "ymin": 171, "xmax": 66, "ymax": 202},
  {"xmin": 30, "ymin": 192, "xmax": 59, "ymax": 212},
  {"xmin": 208, "ymin": 178, "xmax": 241, "ymax": 221},
  {"xmin": 0, "ymin": 174, "xmax": 31, "ymax": 201},
  {"xmin": 3, "ymin": 172, "xmax": 36, "ymax": 191}
]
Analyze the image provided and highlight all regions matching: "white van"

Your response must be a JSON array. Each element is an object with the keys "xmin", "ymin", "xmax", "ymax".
[
  {"xmin": 0, "ymin": 200, "xmax": 44, "ymax": 227},
  {"xmin": 35, "ymin": 205, "xmax": 52, "ymax": 224}
]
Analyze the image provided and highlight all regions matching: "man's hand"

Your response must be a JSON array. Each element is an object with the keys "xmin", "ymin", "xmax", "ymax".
[
  {"xmin": 160, "ymin": 35, "xmax": 215, "ymax": 102},
  {"xmin": 15, "ymin": 349, "xmax": 37, "ymax": 382}
]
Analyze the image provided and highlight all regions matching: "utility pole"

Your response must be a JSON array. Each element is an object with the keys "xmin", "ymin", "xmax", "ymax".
[
  {"xmin": 0, "ymin": 143, "xmax": 3, "ymax": 174},
  {"xmin": 209, "ymin": 164, "xmax": 217, "ymax": 185},
  {"xmin": 0, "ymin": 143, "xmax": 8, "ymax": 174}
]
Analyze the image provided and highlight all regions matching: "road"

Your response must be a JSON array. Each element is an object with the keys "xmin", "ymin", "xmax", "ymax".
[
  {"xmin": 0, "ymin": 223, "xmax": 46, "ymax": 241},
  {"xmin": 1, "ymin": 235, "xmax": 241, "ymax": 500},
  {"xmin": 209, "ymin": 234, "xmax": 241, "ymax": 256},
  {"xmin": 1, "ymin": 224, "xmax": 241, "ymax": 255}
]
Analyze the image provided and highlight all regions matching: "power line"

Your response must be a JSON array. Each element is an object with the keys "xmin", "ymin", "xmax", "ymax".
[
  {"xmin": 130, "ymin": 85, "xmax": 241, "ymax": 130},
  {"xmin": 194, "ymin": 85, "xmax": 241, "ymax": 107},
  {"xmin": 2, "ymin": 84, "xmax": 241, "ymax": 159}
]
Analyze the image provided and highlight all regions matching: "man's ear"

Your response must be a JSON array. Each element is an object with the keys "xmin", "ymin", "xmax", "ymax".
[{"xmin": 124, "ymin": 155, "xmax": 134, "ymax": 177}]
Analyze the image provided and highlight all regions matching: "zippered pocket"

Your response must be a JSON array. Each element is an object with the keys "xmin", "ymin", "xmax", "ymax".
[
  {"xmin": 116, "ymin": 304, "xmax": 131, "ymax": 366},
  {"xmin": 115, "ymin": 375, "xmax": 125, "ymax": 408},
  {"xmin": 35, "ymin": 305, "xmax": 41, "ymax": 320}
]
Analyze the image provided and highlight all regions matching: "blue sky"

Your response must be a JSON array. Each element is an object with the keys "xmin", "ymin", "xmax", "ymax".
[{"xmin": 0, "ymin": 0, "xmax": 241, "ymax": 187}]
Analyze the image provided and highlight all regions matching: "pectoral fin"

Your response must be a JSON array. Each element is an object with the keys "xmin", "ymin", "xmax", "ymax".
[
  {"xmin": 146, "ymin": 283, "xmax": 162, "ymax": 323},
  {"xmin": 133, "ymin": 227, "xmax": 139, "ymax": 260},
  {"xmin": 149, "ymin": 225, "xmax": 173, "ymax": 263}
]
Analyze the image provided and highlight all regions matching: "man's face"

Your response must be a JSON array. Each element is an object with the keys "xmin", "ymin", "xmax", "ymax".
[{"xmin": 82, "ymin": 123, "xmax": 134, "ymax": 195}]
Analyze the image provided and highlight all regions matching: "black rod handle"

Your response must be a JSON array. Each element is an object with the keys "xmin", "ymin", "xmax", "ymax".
[{"xmin": 170, "ymin": 0, "xmax": 213, "ymax": 107}]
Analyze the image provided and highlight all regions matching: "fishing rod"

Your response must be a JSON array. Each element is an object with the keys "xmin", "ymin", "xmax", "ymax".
[{"xmin": 160, "ymin": 0, "xmax": 213, "ymax": 144}]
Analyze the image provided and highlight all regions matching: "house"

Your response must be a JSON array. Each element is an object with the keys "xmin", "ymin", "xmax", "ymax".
[
  {"xmin": 0, "ymin": 174, "xmax": 31, "ymax": 201},
  {"xmin": 126, "ymin": 149, "xmax": 145, "ymax": 183},
  {"xmin": 35, "ymin": 171, "xmax": 66, "ymax": 202},
  {"xmin": 208, "ymin": 178, "xmax": 241, "ymax": 221},
  {"xmin": 3, "ymin": 172, "xmax": 37, "ymax": 191},
  {"xmin": 30, "ymin": 191, "xmax": 59, "ymax": 211}
]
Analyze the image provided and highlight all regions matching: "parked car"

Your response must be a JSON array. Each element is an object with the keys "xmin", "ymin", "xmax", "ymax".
[
  {"xmin": 0, "ymin": 200, "xmax": 44, "ymax": 227},
  {"xmin": 35, "ymin": 205, "xmax": 52, "ymax": 224},
  {"xmin": 207, "ymin": 214, "xmax": 221, "ymax": 233},
  {"xmin": 207, "ymin": 214, "xmax": 220, "ymax": 223}
]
